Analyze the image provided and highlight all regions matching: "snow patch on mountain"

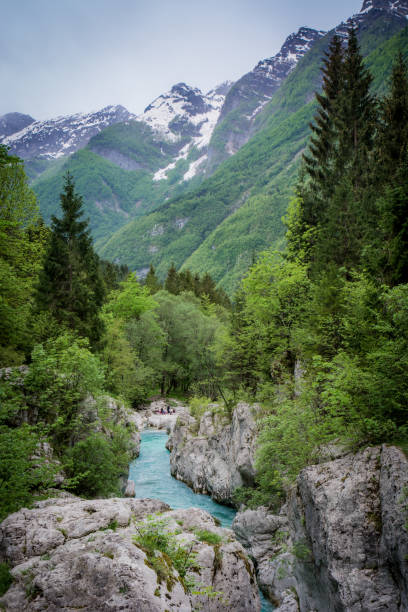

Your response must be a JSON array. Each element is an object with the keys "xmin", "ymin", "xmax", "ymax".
[
  {"xmin": 253, "ymin": 27, "xmax": 326, "ymax": 82},
  {"xmin": 146, "ymin": 82, "xmax": 233, "ymax": 181},
  {"xmin": 337, "ymin": 0, "xmax": 408, "ymax": 37},
  {"xmin": 139, "ymin": 82, "xmax": 227, "ymax": 148},
  {"xmin": 360, "ymin": 0, "xmax": 408, "ymax": 17},
  {"xmin": 3, "ymin": 105, "xmax": 137, "ymax": 160},
  {"xmin": 183, "ymin": 155, "xmax": 207, "ymax": 181}
]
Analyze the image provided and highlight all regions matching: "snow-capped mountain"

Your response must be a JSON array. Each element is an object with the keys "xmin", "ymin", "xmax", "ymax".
[
  {"xmin": 360, "ymin": 0, "xmax": 408, "ymax": 18},
  {"xmin": 140, "ymin": 82, "xmax": 230, "ymax": 147},
  {"xmin": 0, "ymin": 112, "xmax": 35, "ymax": 140},
  {"xmin": 138, "ymin": 81, "xmax": 232, "ymax": 181},
  {"xmin": 3, "ymin": 105, "xmax": 136, "ymax": 160},
  {"xmin": 336, "ymin": 0, "xmax": 408, "ymax": 37}
]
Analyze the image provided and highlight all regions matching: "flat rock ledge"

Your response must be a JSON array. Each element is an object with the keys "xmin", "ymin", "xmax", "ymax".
[
  {"xmin": 233, "ymin": 444, "xmax": 408, "ymax": 612},
  {"xmin": 0, "ymin": 495, "xmax": 259, "ymax": 611}
]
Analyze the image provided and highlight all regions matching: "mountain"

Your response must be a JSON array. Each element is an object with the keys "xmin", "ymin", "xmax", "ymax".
[
  {"xmin": 4, "ymin": 0, "xmax": 408, "ymax": 292},
  {"xmin": 206, "ymin": 27, "xmax": 326, "ymax": 171},
  {"xmin": 98, "ymin": 0, "xmax": 408, "ymax": 292},
  {"xmin": 139, "ymin": 81, "xmax": 232, "ymax": 182},
  {"xmin": 3, "ymin": 105, "xmax": 136, "ymax": 161},
  {"xmin": 0, "ymin": 112, "xmax": 35, "ymax": 140}
]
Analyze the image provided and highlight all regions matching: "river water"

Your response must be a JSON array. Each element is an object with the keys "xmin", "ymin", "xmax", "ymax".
[{"xmin": 128, "ymin": 429, "xmax": 274, "ymax": 612}]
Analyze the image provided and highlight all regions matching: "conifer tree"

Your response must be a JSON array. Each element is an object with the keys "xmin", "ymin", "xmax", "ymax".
[
  {"xmin": 145, "ymin": 263, "xmax": 162, "ymax": 294},
  {"xmin": 376, "ymin": 52, "xmax": 408, "ymax": 181},
  {"xmin": 164, "ymin": 263, "xmax": 180, "ymax": 294},
  {"xmin": 303, "ymin": 34, "xmax": 344, "ymax": 205},
  {"xmin": 36, "ymin": 173, "xmax": 105, "ymax": 344},
  {"xmin": 335, "ymin": 27, "xmax": 375, "ymax": 189}
]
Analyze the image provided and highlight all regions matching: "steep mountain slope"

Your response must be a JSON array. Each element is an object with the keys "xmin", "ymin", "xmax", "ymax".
[
  {"xmin": 206, "ymin": 27, "xmax": 326, "ymax": 171},
  {"xmin": 99, "ymin": 1, "xmax": 408, "ymax": 291}
]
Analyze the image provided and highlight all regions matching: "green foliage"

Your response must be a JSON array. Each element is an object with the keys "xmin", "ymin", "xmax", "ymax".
[
  {"xmin": 193, "ymin": 529, "xmax": 223, "ymax": 546},
  {"xmin": 36, "ymin": 173, "xmax": 105, "ymax": 345},
  {"xmin": 25, "ymin": 333, "xmax": 105, "ymax": 446},
  {"xmin": 0, "ymin": 147, "xmax": 42, "ymax": 364},
  {"xmin": 0, "ymin": 563, "xmax": 13, "ymax": 596},
  {"xmin": 103, "ymin": 273, "xmax": 157, "ymax": 322},
  {"xmin": 63, "ymin": 431, "xmax": 132, "ymax": 497},
  {"xmin": 133, "ymin": 515, "xmax": 199, "ymax": 588},
  {"xmin": 189, "ymin": 397, "xmax": 213, "ymax": 420},
  {"xmin": 0, "ymin": 421, "xmax": 56, "ymax": 521}
]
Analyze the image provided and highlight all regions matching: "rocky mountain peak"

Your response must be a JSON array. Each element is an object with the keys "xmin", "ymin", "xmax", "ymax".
[
  {"xmin": 254, "ymin": 26, "xmax": 326, "ymax": 78},
  {"xmin": 360, "ymin": 0, "xmax": 408, "ymax": 17},
  {"xmin": 0, "ymin": 112, "xmax": 35, "ymax": 140},
  {"xmin": 139, "ymin": 82, "xmax": 225, "ymax": 147}
]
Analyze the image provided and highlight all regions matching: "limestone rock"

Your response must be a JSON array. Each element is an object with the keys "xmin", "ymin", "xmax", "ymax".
[
  {"xmin": 168, "ymin": 402, "xmax": 259, "ymax": 504},
  {"xmin": 0, "ymin": 498, "xmax": 259, "ymax": 611},
  {"xmin": 233, "ymin": 506, "xmax": 295, "ymax": 602},
  {"xmin": 233, "ymin": 445, "xmax": 408, "ymax": 611},
  {"xmin": 124, "ymin": 479, "xmax": 136, "ymax": 497}
]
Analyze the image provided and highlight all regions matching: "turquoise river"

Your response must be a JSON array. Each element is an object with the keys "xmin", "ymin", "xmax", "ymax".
[{"xmin": 128, "ymin": 429, "xmax": 274, "ymax": 612}]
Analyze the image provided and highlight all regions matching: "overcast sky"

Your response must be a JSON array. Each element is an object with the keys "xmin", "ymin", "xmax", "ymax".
[{"xmin": 1, "ymin": 0, "xmax": 363, "ymax": 120}]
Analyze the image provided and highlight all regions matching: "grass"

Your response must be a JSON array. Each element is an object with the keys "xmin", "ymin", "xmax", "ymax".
[{"xmin": 194, "ymin": 529, "xmax": 223, "ymax": 546}]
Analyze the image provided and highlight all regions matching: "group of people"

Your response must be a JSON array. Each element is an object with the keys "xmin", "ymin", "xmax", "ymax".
[{"xmin": 159, "ymin": 404, "xmax": 176, "ymax": 415}]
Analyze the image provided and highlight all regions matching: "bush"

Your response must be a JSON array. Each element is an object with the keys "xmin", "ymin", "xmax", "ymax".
[{"xmin": 63, "ymin": 432, "xmax": 131, "ymax": 497}]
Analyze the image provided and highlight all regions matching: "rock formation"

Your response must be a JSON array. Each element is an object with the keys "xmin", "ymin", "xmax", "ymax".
[
  {"xmin": 167, "ymin": 402, "xmax": 258, "ymax": 504},
  {"xmin": 232, "ymin": 444, "xmax": 408, "ymax": 611},
  {"xmin": 0, "ymin": 495, "xmax": 260, "ymax": 611}
]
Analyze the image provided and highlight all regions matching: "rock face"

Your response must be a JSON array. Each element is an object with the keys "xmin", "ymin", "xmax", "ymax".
[
  {"xmin": 232, "ymin": 444, "xmax": 408, "ymax": 611},
  {"xmin": 232, "ymin": 507, "xmax": 296, "ymax": 604},
  {"xmin": 0, "ymin": 496, "xmax": 259, "ymax": 611},
  {"xmin": 206, "ymin": 27, "xmax": 325, "ymax": 170},
  {"xmin": 167, "ymin": 402, "xmax": 258, "ymax": 504}
]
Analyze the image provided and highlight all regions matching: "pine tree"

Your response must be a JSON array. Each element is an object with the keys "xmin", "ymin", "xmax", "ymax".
[
  {"xmin": 36, "ymin": 173, "xmax": 105, "ymax": 344},
  {"xmin": 145, "ymin": 263, "xmax": 162, "ymax": 294},
  {"xmin": 376, "ymin": 52, "xmax": 408, "ymax": 182},
  {"xmin": 302, "ymin": 34, "xmax": 344, "ymax": 206},
  {"xmin": 335, "ymin": 27, "xmax": 375, "ymax": 190},
  {"xmin": 164, "ymin": 263, "xmax": 180, "ymax": 294},
  {"xmin": 290, "ymin": 35, "xmax": 345, "ymax": 265}
]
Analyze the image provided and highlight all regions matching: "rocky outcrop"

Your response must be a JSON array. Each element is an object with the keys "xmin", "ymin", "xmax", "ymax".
[
  {"xmin": 232, "ymin": 507, "xmax": 296, "ymax": 604},
  {"xmin": 167, "ymin": 402, "xmax": 258, "ymax": 504},
  {"xmin": 0, "ymin": 496, "xmax": 259, "ymax": 611},
  {"xmin": 232, "ymin": 444, "xmax": 408, "ymax": 611}
]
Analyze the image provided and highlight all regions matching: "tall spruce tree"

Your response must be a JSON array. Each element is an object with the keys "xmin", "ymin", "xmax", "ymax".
[
  {"xmin": 302, "ymin": 34, "xmax": 344, "ymax": 206},
  {"xmin": 368, "ymin": 53, "xmax": 408, "ymax": 284},
  {"xmin": 145, "ymin": 263, "xmax": 162, "ymax": 294},
  {"xmin": 36, "ymin": 173, "xmax": 105, "ymax": 344},
  {"xmin": 376, "ymin": 52, "xmax": 408, "ymax": 181},
  {"xmin": 164, "ymin": 263, "xmax": 180, "ymax": 294},
  {"xmin": 335, "ymin": 27, "xmax": 375, "ymax": 189},
  {"xmin": 290, "ymin": 35, "xmax": 345, "ymax": 265}
]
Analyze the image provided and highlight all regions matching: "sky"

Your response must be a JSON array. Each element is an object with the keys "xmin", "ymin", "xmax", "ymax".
[{"xmin": 1, "ymin": 0, "xmax": 363, "ymax": 120}]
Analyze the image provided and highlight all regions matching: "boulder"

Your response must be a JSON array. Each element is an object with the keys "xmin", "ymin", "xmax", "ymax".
[{"xmin": 0, "ymin": 497, "xmax": 260, "ymax": 611}]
